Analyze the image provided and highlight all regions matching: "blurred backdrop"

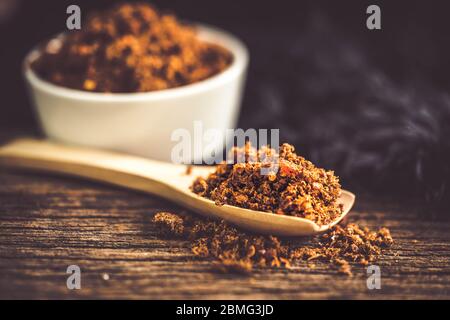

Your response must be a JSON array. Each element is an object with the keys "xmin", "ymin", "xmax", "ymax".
[{"xmin": 1, "ymin": 0, "xmax": 450, "ymax": 213}]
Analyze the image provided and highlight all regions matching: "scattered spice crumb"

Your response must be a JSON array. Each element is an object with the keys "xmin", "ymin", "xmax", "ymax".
[
  {"xmin": 31, "ymin": 3, "xmax": 232, "ymax": 93},
  {"xmin": 153, "ymin": 212, "xmax": 184, "ymax": 236},
  {"xmin": 337, "ymin": 260, "xmax": 352, "ymax": 276},
  {"xmin": 212, "ymin": 259, "xmax": 253, "ymax": 275},
  {"xmin": 152, "ymin": 211, "xmax": 393, "ymax": 276},
  {"xmin": 191, "ymin": 142, "xmax": 343, "ymax": 225},
  {"xmin": 185, "ymin": 165, "xmax": 193, "ymax": 175}
]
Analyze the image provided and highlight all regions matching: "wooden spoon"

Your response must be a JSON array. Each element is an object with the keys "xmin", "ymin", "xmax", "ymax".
[{"xmin": 0, "ymin": 139, "xmax": 355, "ymax": 236}]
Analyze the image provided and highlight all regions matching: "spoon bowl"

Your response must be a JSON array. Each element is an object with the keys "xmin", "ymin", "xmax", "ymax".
[{"xmin": 0, "ymin": 139, "xmax": 355, "ymax": 236}]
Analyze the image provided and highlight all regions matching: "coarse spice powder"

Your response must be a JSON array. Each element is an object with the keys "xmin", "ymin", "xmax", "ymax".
[
  {"xmin": 152, "ymin": 211, "xmax": 393, "ymax": 276},
  {"xmin": 166, "ymin": 142, "xmax": 393, "ymax": 275},
  {"xmin": 191, "ymin": 143, "xmax": 343, "ymax": 226},
  {"xmin": 31, "ymin": 3, "xmax": 232, "ymax": 93}
]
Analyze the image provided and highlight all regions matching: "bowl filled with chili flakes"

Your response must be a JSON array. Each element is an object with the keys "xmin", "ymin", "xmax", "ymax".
[{"xmin": 24, "ymin": 3, "xmax": 248, "ymax": 161}]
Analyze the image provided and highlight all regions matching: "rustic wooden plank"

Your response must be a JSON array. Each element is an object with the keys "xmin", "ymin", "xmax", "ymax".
[{"xmin": 0, "ymin": 169, "xmax": 450, "ymax": 299}]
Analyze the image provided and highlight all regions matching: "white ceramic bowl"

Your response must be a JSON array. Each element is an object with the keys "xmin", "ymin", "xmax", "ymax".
[{"xmin": 23, "ymin": 24, "xmax": 248, "ymax": 162}]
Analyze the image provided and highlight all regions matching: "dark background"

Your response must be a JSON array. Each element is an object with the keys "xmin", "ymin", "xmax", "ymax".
[
  {"xmin": 1, "ymin": 0, "xmax": 449, "ymax": 127},
  {"xmin": 1, "ymin": 0, "xmax": 450, "ymax": 210}
]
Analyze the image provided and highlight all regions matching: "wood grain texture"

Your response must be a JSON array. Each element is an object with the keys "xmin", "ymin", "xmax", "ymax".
[
  {"xmin": 0, "ymin": 138, "xmax": 355, "ymax": 237},
  {"xmin": 0, "ymin": 168, "xmax": 450, "ymax": 299}
]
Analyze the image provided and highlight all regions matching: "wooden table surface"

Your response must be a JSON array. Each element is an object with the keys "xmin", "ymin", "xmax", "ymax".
[{"xmin": 0, "ymin": 137, "xmax": 449, "ymax": 299}]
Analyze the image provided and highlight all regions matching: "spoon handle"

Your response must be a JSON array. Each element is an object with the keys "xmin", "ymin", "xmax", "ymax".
[
  {"xmin": 0, "ymin": 138, "xmax": 356, "ymax": 236},
  {"xmin": 0, "ymin": 138, "xmax": 189, "ymax": 197}
]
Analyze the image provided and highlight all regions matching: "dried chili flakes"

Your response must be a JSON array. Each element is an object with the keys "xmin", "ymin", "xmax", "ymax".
[
  {"xmin": 31, "ymin": 3, "xmax": 232, "ymax": 93},
  {"xmin": 152, "ymin": 212, "xmax": 393, "ymax": 276},
  {"xmin": 290, "ymin": 223, "xmax": 394, "ymax": 276},
  {"xmin": 191, "ymin": 142, "xmax": 343, "ymax": 226}
]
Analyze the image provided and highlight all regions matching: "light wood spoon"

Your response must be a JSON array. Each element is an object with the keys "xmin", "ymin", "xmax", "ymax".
[{"xmin": 0, "ymin": 139, "xmax": 355, "ymax": 236}]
